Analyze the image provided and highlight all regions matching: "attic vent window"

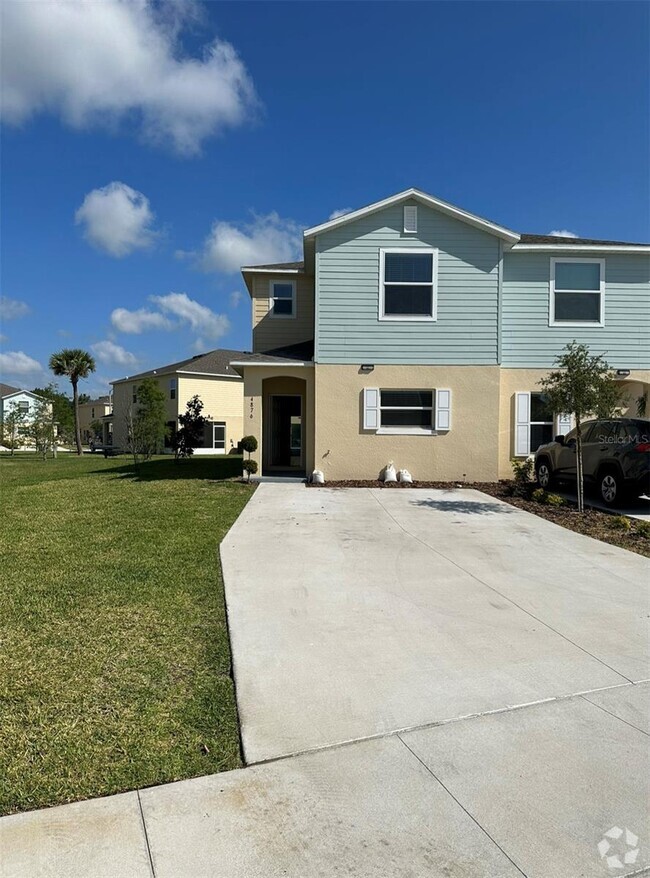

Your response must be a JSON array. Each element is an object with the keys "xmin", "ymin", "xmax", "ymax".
[{"xmin": 403, "ymin": 205, "xmax": 417, "ymax": 234}]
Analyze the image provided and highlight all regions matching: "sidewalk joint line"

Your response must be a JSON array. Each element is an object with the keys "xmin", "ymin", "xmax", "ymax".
[
  {"xmin": 580, "ymin": 693, "xmax": 650, "ymax": 737},
  {"xmin": 397, "ymin": 734, "xmax": 529, "ymax": 878},
  {"xmin": 369, "ymin": 491, "xmax": 634, "ymax": 685},
  {"xmin": 136, "ymin": 790, "xmax": 156, "ymax": 878}
]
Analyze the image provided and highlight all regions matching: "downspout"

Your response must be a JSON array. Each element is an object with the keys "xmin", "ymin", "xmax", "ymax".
[{"xmin": 496, "ymin": 239, "xmax": 504, "ymax": 479}]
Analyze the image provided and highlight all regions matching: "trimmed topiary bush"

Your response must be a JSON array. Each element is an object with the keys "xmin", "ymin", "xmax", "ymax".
[{"xmin": 242, "ymin": 459, "xmax": 258, "ymax": 482}]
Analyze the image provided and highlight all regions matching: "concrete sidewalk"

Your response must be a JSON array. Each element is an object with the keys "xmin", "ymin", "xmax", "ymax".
[{"xmin": 2, "ymin": 485, "xmax": 649, "ymax": 878}]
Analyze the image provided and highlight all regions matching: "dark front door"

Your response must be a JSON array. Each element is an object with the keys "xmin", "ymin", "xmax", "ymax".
[{"xmin": 268, "ymin": 395, "xmax": 303, "ymax": 471}]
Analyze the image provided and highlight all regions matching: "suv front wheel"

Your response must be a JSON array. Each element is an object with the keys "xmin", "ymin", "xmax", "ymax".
[{"xmin": 599, "ymin": 468, "xmax": 624, "ymax": 507}]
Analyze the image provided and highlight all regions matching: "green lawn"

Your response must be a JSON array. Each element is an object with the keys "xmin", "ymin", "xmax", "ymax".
[{"xmin": 0, "ymin": 453, "xmax": 253, "ymax": 815}]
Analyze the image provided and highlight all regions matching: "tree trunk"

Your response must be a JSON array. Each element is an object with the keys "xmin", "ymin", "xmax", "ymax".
[
  {"xmin": 72, "ymin": 378, "xmax": 82, "ymax": 455},
  {"xmin": 576, "ymin": 415, "xmax": 584, "ymax": 513}
]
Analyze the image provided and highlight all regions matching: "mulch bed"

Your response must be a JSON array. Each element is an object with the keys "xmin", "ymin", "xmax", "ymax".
[{"xmin": 307, "ymin": 479, "xmax": 650, "ymax": 558}]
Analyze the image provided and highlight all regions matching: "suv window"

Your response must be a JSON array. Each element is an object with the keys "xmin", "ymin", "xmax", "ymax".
[
  {"xmin": 580, "ymin": 421, "xmax": 600, "ymax": 442},
  {"xmin": 587, "ymin": 421, "xmax": 614, "ymax": 444}
]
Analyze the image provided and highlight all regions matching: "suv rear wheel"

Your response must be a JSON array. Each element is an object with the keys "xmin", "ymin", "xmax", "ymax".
[
  {"xmin": 598, "ymin": 468, "xmax": 624, "ymax": 507},
  {"xmin": 536, "ymin": 459, "xmax": 554, "ymax": 489}
]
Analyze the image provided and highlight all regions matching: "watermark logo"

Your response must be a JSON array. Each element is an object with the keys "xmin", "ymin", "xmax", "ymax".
[{"xmin": 598, "ymin": 826, "xmax": 639, "ymax": 870}]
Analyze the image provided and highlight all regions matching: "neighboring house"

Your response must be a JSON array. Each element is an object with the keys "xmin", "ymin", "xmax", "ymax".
[
  {"xmin": 111, "ymin": 350, "xmax": 247, "ymax": 454},
  {"xmin": 78, "ymin": 395, "xmax": 112, "ymax": 444},
  {"xmin": 0, "ymin": 383, "xmax": 53, "ymax": 446},
  {"xmin": 233, "ymin": 188, "xmax": 650, "ymax": 481}
]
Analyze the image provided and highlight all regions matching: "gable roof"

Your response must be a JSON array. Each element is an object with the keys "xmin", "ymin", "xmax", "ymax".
[
  {"xmin": 111, "ymin": 349, "xmax": 248, "ymax": 385},
  {"xmin": 0, "ymin": 383, "xmax": 21, "ymax": 398},
  {"xmin": 303, "ymin": 188, "xmax": 521, "ymax": 244}
]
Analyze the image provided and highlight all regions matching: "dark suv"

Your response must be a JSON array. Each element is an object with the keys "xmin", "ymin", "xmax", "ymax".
[{"xmin": 534, "ymin": 418, "xmax": 650, "ymax": 506}]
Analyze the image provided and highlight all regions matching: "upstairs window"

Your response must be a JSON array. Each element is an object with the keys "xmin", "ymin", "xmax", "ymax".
[
  {"xmin": 269, "ymin": 280, "xmax": 296, "ymax": 318},
  {"xmin": 550, "ymin": 258, "xmax": 604, "ymax": 326},
  {"xmin": 380, "ymin": 249, "xmax": 437, "ymax": 320},
  {"xmin": 169, "ymin": 378, "xmax": 177, "ymax": 400},
  {"xmin": 17, "ymin": 400, "xmax": 29, "ymax": 412}
]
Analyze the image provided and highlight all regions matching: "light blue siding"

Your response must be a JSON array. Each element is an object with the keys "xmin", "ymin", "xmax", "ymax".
[
  {"xmin": 315, "ymin": 202, "xmax": 500, "ymax": 364},
  {"xmin": 502, "ymin": 252, "xmax": 650, "ymax": 368},
  {"xmin": 0, "ymin": 390, "xmax": 40, "ymax": 421}
]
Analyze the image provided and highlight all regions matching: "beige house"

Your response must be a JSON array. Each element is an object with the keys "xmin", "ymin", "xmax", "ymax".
[
  {"xmin": 233, "ymin": 188, "xmax": 649, "ymax": 482},
  {"xmin": 111, "ymin": 350, "xmax": 246, "ymax": 454},
  {"xmin": 78, "ymin": 396, "xmax": 111, "ymax": 444}
]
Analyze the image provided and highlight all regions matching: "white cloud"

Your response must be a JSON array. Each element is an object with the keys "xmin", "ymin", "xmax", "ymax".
[
  {"xmin": 548, "ymin": 229, "xmax": 579, "ymax": 238},
  {"xmin": 0, "ymin": 350, "xmax": 43, "ymax": 376},
  {"xmin": 329, "ymin": 208, "xmax": 352, "ymax": 220},
  {"xmin": 150, "ymin": 292, "xmax": 230, "ymax": 340},
  {"xmin": 76, "ymin": 182, "xmax": 158, "ymax": 257},
  {"xmin": 111, "ymin": 306, "xmax": 173, "ymax": 334},
  {"xmin": 189, "ymin": 212, "xmax": 302, "ymax": 274},
  {"xmin": 91, "ymin": 340, "xmax": 138, "ymax": 367},
  {"xmin": 0, "ymin": 296, "xmax": 30, "ymax": 320},
  {"xmin": 229, "ymin": 290, "xmax": 245, "ymax": 308},
  {"xmin": 1, "ymin": 0, "xmax": 257, "ymax": 156}
]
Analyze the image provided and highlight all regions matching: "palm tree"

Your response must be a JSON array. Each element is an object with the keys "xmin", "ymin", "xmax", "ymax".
[{"xmin": 49, "ymin": 349, "xmax": 96, "ymax": 455}]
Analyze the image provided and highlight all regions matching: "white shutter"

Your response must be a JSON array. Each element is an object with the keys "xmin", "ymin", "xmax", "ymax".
[
  {"xmin": 555, "ymin": 412, "xmax": 573, "ymax": 435},
  {"xmin": 403, "ymin": 205, "xmax": 417, "ymax": 233},
  {"xmin": 435, "ymin": 389, "xmax": 452, "ymax": 431},
  {"xmin": 363, "ymin": 387, "xmax": 379, "ymax": 430},
  {"xmin": 515, "ymin": 392, "xmax": 531, "ymax": 456}
]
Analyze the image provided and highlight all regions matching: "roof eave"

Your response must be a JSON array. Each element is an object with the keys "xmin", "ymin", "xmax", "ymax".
[{"xmin": 303, "ymin": 188, "xmax": 520, "ymax": 244}]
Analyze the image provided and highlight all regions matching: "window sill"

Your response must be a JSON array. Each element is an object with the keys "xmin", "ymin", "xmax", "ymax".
[
  {"xmin": 379, "ymin": 315, "xmax": 436, "ymax": 322},
  {"xmin": 376, "ymin": 427, "xmax": 438, "ymax": 436},
  {"xmin": 549, "ymin": 320, "xmax": 604, "ymax": 328}
]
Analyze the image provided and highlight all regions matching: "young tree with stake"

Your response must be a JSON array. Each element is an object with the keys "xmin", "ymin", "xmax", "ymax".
[{"xmin": 539, "ymin": 342, "xmax": 618, "ymax": 513}]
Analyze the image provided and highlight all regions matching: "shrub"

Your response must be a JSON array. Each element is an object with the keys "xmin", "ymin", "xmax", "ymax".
[
  {"xmin": 511, "ymin": 458, "xmax": 534, "ymax": 496},
  {"xmin": 636, "ymin": 521, "xmax": 650, "ymax": 538},
  {"xmin": 531, "ymin": 487, "xmax": 546, "ymax": 503},
  {"xmin": 242, "ymin": 459, "xmax": 258, "ymax": 482},
  {"xmin": 240, "ymin": 436, "xmax": 258, "ymax": 455},
  {"xmin": 546, "ymin": 493, "xmax": 566, "ymax": 507},
  {"xmin": 611, "ymin": 515, "xmax": 631, "ymax": 531}
]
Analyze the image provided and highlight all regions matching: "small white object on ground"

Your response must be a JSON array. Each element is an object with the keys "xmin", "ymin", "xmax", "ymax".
[
  {"xmin": 398, "ymin": 469, "xmax": 413, "ymax": 483},
  {"xmin": 311, "ymin": 470, "xmax": 325, "ymax": 484},
  {"xmin": 383, "ymin": 462, "xmax": 397, "ymax": 483}
]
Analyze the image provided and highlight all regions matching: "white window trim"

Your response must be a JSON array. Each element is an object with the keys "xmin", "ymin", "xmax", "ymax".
[
  {"xmin": 379, "ymin": 247, "xmax": 438, "ymax": 322},
  {"xmin": 549, "ymin": 257, "xmax": 605, "ymax": 328},
  {"xmin": 268, "ymin": 279, "xmax": 296, "ymax": 319}
]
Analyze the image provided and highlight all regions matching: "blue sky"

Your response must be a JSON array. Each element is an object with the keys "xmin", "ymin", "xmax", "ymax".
[{"xmin": 1, "ymin": 0, "xmax": 648, "ymax": 398}]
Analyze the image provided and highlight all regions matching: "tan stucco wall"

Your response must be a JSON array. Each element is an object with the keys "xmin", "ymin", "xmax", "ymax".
[
  {"xmin": 250, "ymin": 273, "xmax": 314, "ymax": 353},
  {"xmin": 314, "ymin": 365, "xmax": 501, "ymax": 482},
  {"xmin": 241, "ymin": 366, "xmax": 315, "ymax": 473},
  {"xmin": 178, "ymin": 374, "xmax": 243, "ymax": 452},
  {"xmin": 498, "ymin": 368, "xmax": 650, "ymax": 479}
]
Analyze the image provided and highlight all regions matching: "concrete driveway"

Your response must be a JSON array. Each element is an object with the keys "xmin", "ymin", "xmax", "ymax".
[
  {"xmin": 221, "ymin": 485, "xmax": 649, "ymax": 763},
  {"xmin": 3, "ymin": 485, "xmax": 649, "ymax": 878}
]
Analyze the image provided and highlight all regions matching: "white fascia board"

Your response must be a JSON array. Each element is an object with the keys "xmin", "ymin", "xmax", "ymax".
[
  {"xmin": 303, "ymin": 188, "xmax": 520, "ymax": 244},
  {"xmin": 1, "ymin": 389, "xmax": 43, "ymax": 401},
  {"xmin": 241, "ymin": 267, "xmax": 302, "ymax": 274},
  {"xmin": 229, "ymin": 361, "xmax": 313, "ymax": 367},
  {"xmin": 176, "ymin": 371, "xmax": 242, "ymax": 379},
  {"xmin": 512, "ymin": 244, "xmax": 650, "ymax": 253}
]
